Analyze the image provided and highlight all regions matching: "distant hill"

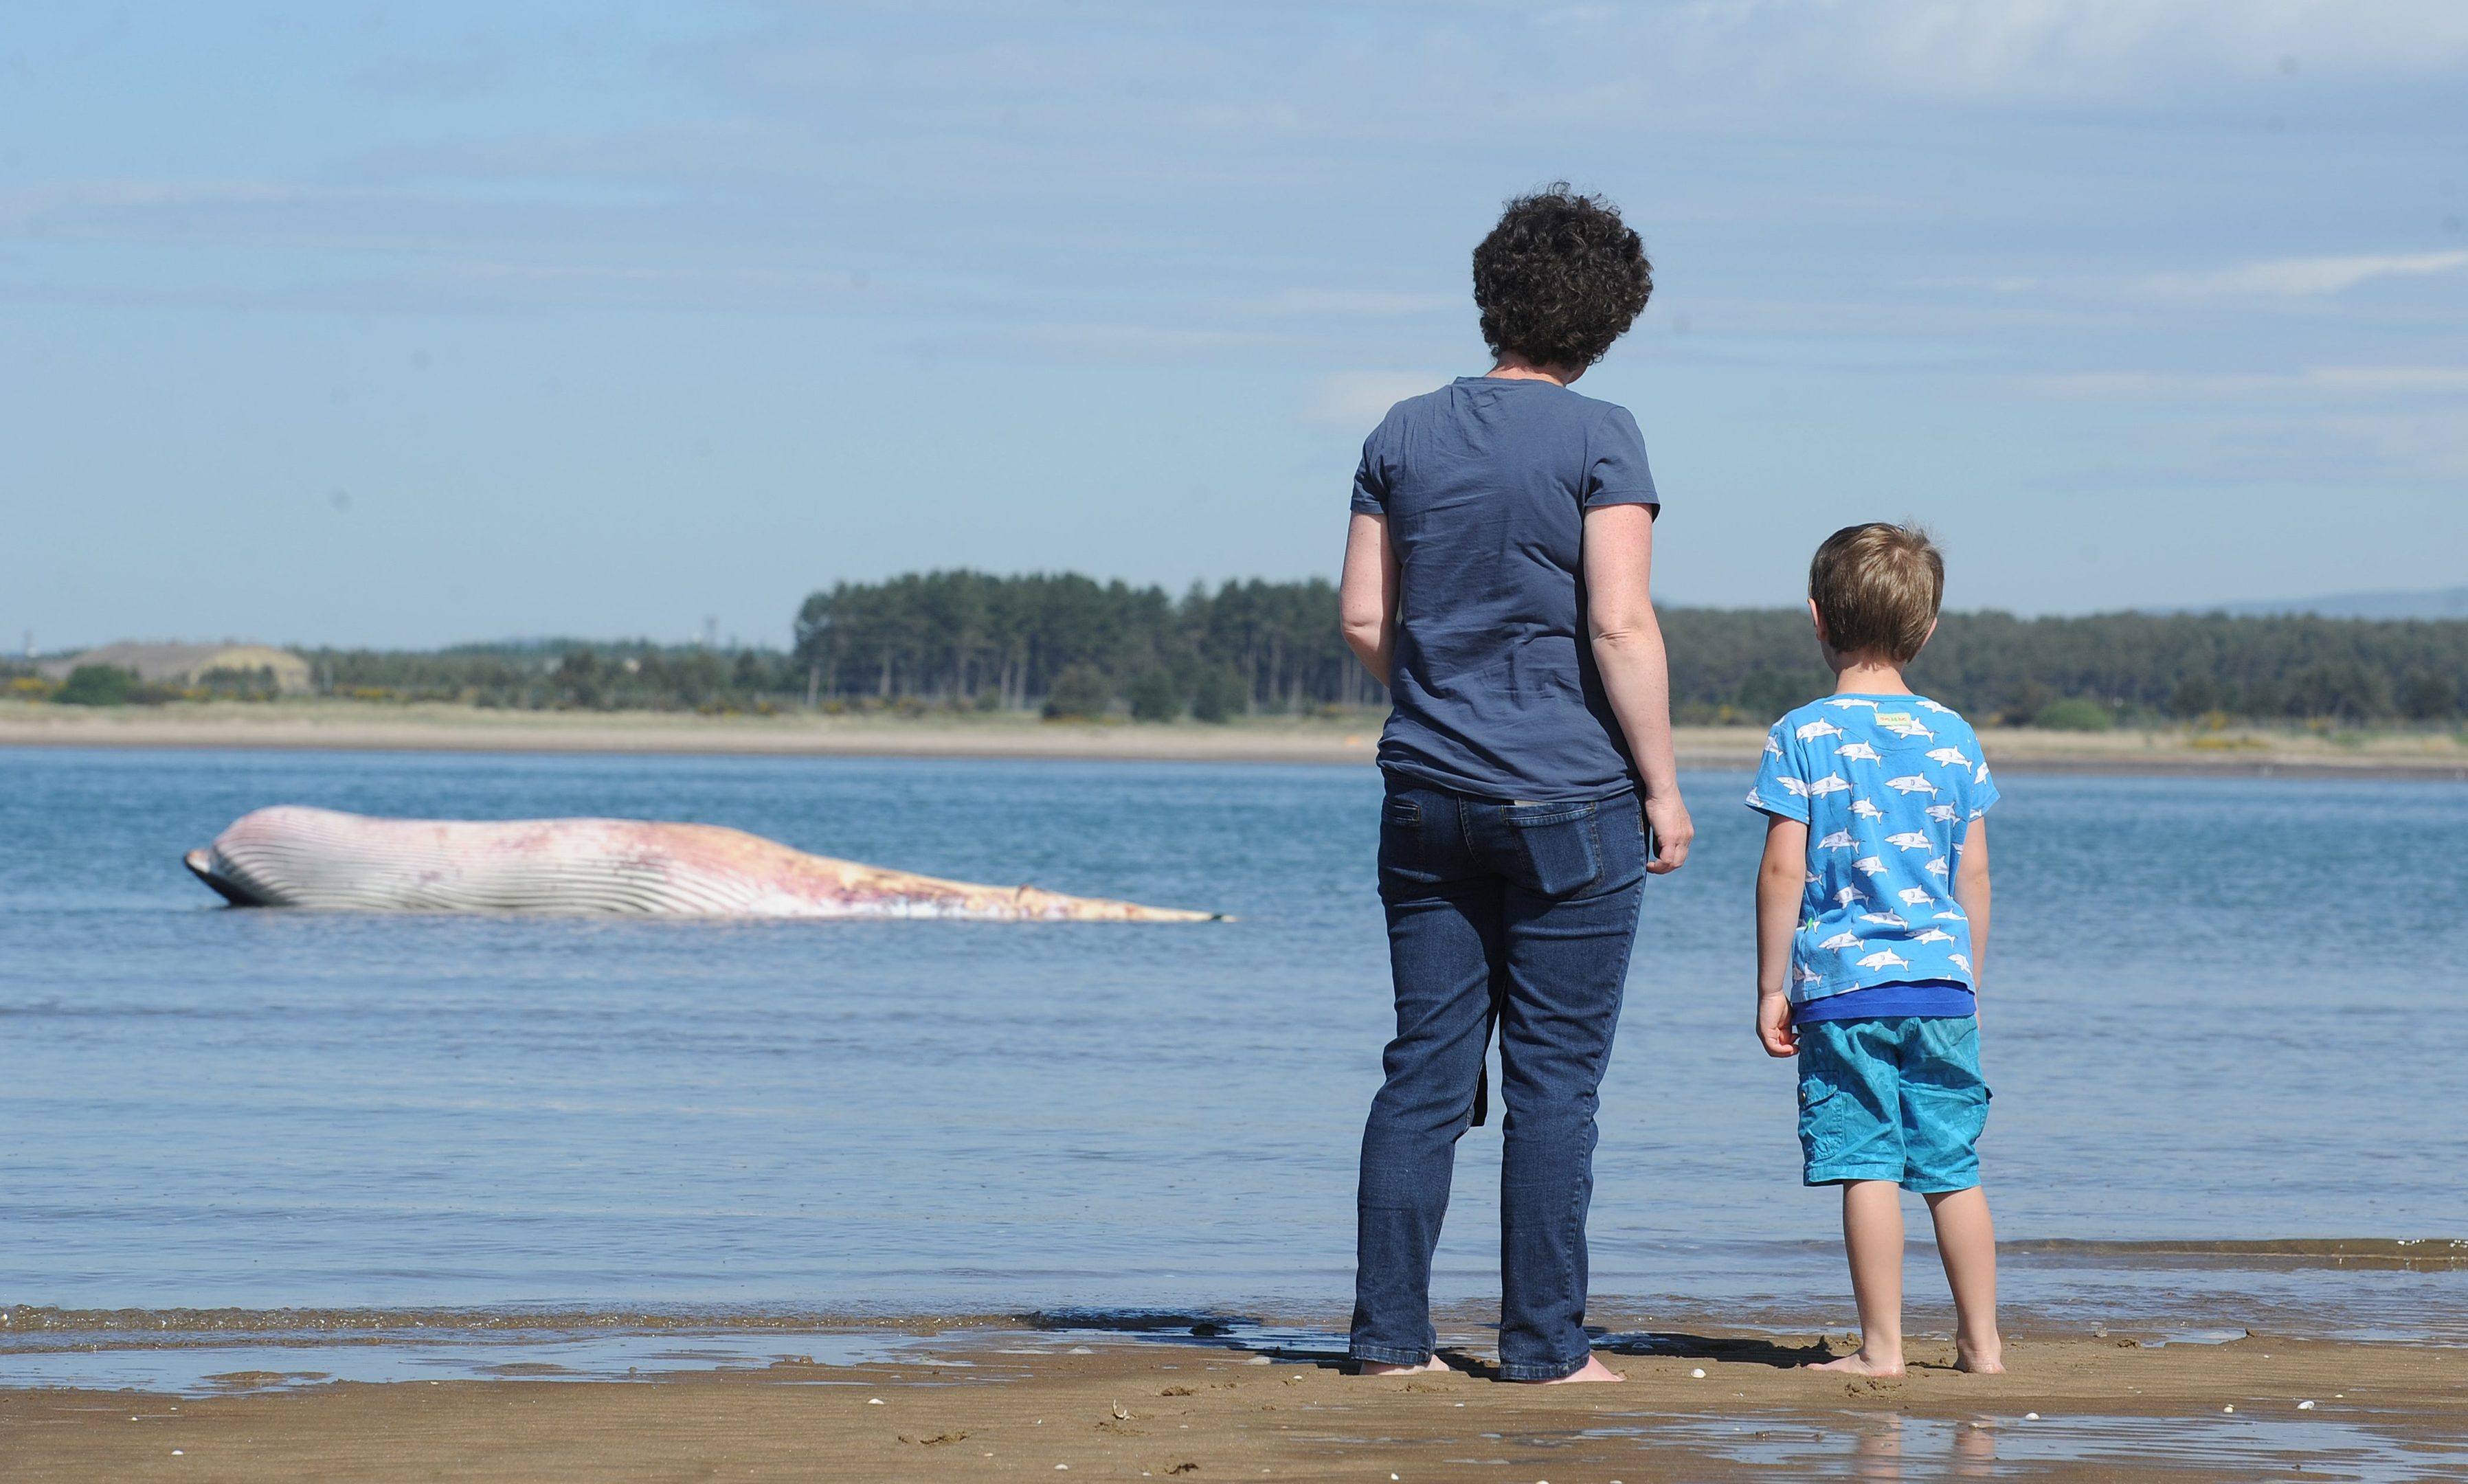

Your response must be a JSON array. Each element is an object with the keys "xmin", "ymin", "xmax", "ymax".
[{"xmin": 2206, "ymin": 586, "xmax": 2468, "ymax": 621}]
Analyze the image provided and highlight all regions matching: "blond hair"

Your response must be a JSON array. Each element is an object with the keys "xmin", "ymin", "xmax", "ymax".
[{"xmin": 1808, "ymin": 523, "xmax": 1944, "ymax": 664}]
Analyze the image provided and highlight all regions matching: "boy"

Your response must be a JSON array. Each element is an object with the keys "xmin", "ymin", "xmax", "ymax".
[{"xmin": 1747, "ymin": 522, "xmax": 2003, "ymax": 1375}]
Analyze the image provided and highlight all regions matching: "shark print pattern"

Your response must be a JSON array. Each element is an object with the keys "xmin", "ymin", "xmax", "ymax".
[{"xmin": 1747, "ymin": 692, "xmax": 1999, "ymax": 1007}]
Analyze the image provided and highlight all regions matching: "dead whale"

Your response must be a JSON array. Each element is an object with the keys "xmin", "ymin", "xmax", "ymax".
[{"xmin": 184, "ymin": 806, "xmax": 1220, "ymax": 921}]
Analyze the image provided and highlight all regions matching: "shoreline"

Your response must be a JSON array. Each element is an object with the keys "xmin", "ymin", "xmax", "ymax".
[
  {"xmin": 3, "ymin": 1328, "xmax": 2459, "ymax": 1481},
  {"xmin": 4, "ymin": 702, "xmax": 2465, "ymax": 779}
]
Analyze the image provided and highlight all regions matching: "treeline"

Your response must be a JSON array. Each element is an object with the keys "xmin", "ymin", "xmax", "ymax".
[
  {"xmin": 23, "ymin": 574, "xmax": 2464, "ymax": 726},
  {"xmin": 301, "ymin": 642, "xmax": 805, "ymax": 712},
  {"xmin": 788, "ymin": 573, "xmax": 2466, "ymax": 726},
  {"xmin": 1663, "ymin": 608, "xmax": 2467, "ymax": 726},
  {"xmin": 792, "ymin": 572, "xmax": 1375, "ymax": 719}
]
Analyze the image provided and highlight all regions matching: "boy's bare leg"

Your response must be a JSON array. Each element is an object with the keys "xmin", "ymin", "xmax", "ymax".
[
  {"xmin": 1810, "ymin": 1179, "xmax": 1905, "ymax": 1375},
  {"xmin": 1925, "ymin": 1185, "xmax": 2004, "ymax": 1372}
]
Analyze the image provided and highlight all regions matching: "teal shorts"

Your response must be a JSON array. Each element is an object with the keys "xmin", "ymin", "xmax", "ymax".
[{"xmin": 1797, "ymin": 1016, "xmax": 1990, "ymax": 1193}]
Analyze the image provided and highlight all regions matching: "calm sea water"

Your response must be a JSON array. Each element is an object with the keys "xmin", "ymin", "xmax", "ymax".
[{"xmin": 3, "ymin": 745, "xmax": 2464, "ymax": 1378}]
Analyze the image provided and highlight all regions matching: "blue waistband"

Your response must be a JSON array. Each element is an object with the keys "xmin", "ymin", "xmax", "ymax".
[{"xmin": 1794, "ymin": 980, "xmax": 1976, "ymax": 1024}]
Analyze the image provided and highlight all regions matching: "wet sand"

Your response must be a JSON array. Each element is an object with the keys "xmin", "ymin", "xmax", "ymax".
[
  {"xmin": 3, "ymin": 1332, "xmax": 2460, "ymax": 1481},
  {"xmin": 4, "ymin": 701, "xmax": 2464, "ymax": 778}
]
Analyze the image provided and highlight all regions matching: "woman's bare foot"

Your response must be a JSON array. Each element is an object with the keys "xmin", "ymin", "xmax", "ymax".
[
  {"xmin": 1356, "ymin": 1356, "xmax": 1451, "ymax": 1376},
  {"xmin": 1532, "ymin": 1354, "xmax": 1626, "ymax": 1384},
  {"xmin": 1955, "ymin": 1340, "xmax": 2004, "ymax": 1374},
  {"xmin": 1809, "ymin": 1348, "xmax": 1904, "ymax": 1376}
]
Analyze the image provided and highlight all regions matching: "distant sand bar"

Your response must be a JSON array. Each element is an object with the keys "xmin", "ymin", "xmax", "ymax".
[{"xmin": 3, "ymin": 701, "xmax": 2464, "ymax": 778}]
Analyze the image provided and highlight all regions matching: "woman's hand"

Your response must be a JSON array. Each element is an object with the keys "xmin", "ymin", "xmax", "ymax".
[{"xmin": 1644, "ymin": 790, "xmax": 1693, "ymax": 874}]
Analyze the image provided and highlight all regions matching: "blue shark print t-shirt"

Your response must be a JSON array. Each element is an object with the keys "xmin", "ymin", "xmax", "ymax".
[{"xmin": 1746, "ymin": 695, "xmax": 1999, "ymax": 1020}]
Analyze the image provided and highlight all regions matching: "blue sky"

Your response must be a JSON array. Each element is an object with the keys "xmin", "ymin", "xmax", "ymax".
[{"xmin": 4, "ymin": 1, "xmax": 2465, "ymax": 650}]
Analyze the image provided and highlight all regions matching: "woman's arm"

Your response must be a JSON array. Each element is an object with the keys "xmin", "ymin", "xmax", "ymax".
[
  {"xmin": 1582, "ymin": 502, "xmax": 1693, "ymax": 873},
  {"xmin": 1338, "ymin": 512, "xmax": 1399, "ymax": 683}
]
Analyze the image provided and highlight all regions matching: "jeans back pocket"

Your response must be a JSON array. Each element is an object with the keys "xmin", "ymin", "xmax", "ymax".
[
  {"xmin": 1378, "ymin": 794, "xmax": 1428, "ymax": 882},
  {"xmin": 1499, "ymin": 800, "xmax": 1603, "ymax": 897}
]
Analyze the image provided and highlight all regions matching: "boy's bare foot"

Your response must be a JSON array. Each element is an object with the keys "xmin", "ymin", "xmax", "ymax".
[
  {"xmin": 1356, "ymin": 1356, "xmax": 1451, "ymax": 1376},
  {"xmin": 1808, "ymin": 1349, "xmax": 1904, "ymax": 1377},
  {"xmin": 1955, "ymin": 1342, "xmax": 2004, "ymax": 1374},
  {"xmin": 1532, "ymin": 1355, "xmax": 1626, "ymax": 1384}
]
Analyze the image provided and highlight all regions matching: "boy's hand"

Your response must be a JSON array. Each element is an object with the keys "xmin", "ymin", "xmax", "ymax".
[{"xmin": 1757, "ymin": 991, "xmax": 1798, "ymax": 1058}]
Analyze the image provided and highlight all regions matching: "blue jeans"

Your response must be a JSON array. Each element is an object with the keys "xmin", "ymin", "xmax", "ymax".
[{"xmin": 1351, "ymin": 782, "xmax": 1648, "ymax": 1380}]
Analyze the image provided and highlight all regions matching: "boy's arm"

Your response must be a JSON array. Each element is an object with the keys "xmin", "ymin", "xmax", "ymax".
[
  {"xmin": 1953, "ymin": 817, "xmax": 1992, "ymax": 992},
  {"xmin": 1338, "ymin": 512, "xmax": 1398, "ymax": 684},
  {"xmin": 1755, "ymin": 813, "xmax": 1807, "ymax": 1057},
  {"xmin": 1582, "ymin": 502, "xmax": 1693, "ymax": 873}
]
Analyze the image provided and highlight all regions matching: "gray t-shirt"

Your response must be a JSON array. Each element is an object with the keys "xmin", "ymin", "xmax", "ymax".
[{"xmin": 1351, "ymin": 376, "xmax": 1659, "ymax": 802}]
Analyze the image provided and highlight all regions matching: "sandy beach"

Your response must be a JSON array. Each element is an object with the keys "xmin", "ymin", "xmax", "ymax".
[
  {"xmin": 3, "ymin": 1329, "xmax": 2459, "ymax": 1481},
  {"xmin": 3, "ymin": 701, "xmax": 2463, "ymax": 778}
]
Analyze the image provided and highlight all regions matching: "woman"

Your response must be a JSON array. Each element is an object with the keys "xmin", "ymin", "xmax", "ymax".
[{"xmin": 1338, "ymin": 186, "xmax": 1694, "ymax": 1384}]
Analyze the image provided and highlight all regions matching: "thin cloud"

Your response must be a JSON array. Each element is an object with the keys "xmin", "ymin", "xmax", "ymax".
[
  {"xmin": 2035, "ymin": 365, "xmax": 2468, "ymax": 397},
  {"xmin": 1308, "ymin": 371, "xmax": 1445, "ymax": 427},
  {"xmin": 2324, "ymin": 409, "xmax": 2468, "ymax": 480},
  {"xmin": 2142, "ymin": 251, "xmax": 2468, "ymax": 300},
  {"xmin": 1253, "ymin": 289, "xmax": 1458, "ymax": 317}
]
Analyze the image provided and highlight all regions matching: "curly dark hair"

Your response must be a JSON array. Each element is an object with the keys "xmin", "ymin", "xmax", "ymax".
[{"xmin": 1471, "ymin": 184, "xmax": 1651, "ymax": 370}]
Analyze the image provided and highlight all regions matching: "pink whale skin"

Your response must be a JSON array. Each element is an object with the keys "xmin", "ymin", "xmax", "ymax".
[{"xmin": 185, "ymin": 806, "xmax": 1221, "ymax": 921}]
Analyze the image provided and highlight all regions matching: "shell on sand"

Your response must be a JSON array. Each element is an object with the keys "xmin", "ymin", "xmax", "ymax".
[{"xmin": 185, "ymin": 806, "xmax": 1220, "ymax": 921}]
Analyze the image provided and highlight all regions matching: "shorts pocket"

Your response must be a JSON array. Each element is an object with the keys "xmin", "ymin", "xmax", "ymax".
[{"xmin": 1500, "ymin": 800, "xmax": 1603, "ymax": 897}]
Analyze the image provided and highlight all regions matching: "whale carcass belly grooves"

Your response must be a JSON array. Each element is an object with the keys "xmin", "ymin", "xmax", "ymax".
[{"xmin": 184, "ymin": 806, "xmax": 1224, "ymax": 922}]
